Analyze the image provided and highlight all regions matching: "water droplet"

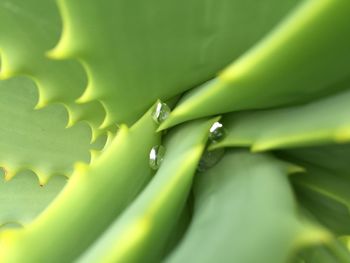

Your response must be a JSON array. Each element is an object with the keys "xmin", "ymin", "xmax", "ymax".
[
  {"xmin": 209, "ymin": 121, "xmax": 226, "ymax": 143},
  {"xmin": 149, "ymin": 145, "xmax": 166, "ymax": 170},
  {"xmin": 197, "ymin": 148, "xmax": 225, "ymax": 172},
  {"xmin": 152, "ymin": 102, "xmax": 171, "ymax": 124}
]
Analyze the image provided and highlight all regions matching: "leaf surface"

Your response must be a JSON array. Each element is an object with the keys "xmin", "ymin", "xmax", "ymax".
[
  {"xmin": 0, "ymin": 77, "xmax": 94, "ymax": 183},
  {"xmin": 0, "ymin": 104, "xmax": 160, "ymax": 263},
  {"xmin": 211, "ymin": 88, "xmax": 350, "ymax": 152},
  {"xmin": 51, "ymin": 0, "xmax": 298, "ymax": 126},
  {"xmin": 166, "ymin": 150, "xmax": 329, "ymax": 263},
  {"xmin": 282, "ymin": 145, "xmax": 350, "ymax": 235},
  {"xmin": 0, "ymin": 0, "xmax": 106, "ymax": 133},
  {"xmin": 160, "ymin": 0, "xmax": 350, "ymax": 129},
  {"xmin": 77, "ymin": 118, "xmax": 217, "ymax": 263},
  {"xmin": 0, "ymin": 170, "xmax": 65, "ymax": 226}
]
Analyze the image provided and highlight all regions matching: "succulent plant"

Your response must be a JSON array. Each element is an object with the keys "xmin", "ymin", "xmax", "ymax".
[{"xmin": 0, "ymin": 0, "xmax": 350, "ymax": 262}]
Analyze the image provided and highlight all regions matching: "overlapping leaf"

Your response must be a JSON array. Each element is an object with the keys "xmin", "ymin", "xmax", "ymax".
[
  {"xmin": 0, "ymin": 1, "xmax": 349, "ymax": 262},
  {"xmin": 0, "ymin": 0, "xmax": 106, "ymax": 134},
  {"xmin": 281, "ymin": 145, "xmax": 350, "ymax": 235},
  {"xmin": 210, "ymin": 88, "xmax": 350, "ymax": 152},
  {"xmin": 160, "ymin": 0, "xmax": 350, "ymax": 130},
  {"xmin": 296, "ymin": 242, "xmax": 350, "ymax": 263},
  {"xmin": 0, "ymin": 170, "xmax": 66, "ymax": 227},
  {"xmin": 0, "ymin": 105, "xmax": 160, "ymax": 263},
  {"xmin": 77, "ymin": 118, "xmax": 217, "ymax": 263},
  {"xmin": 166, "ymin": 151, "xmax": 332, "ymax": 263},
  {"xmin": 0, "ymin": 77, "xmax": 95, "ymax": 184},
  {"xmin": 51, "ymin": 0, "xmax": 299, "ymax": 127}
]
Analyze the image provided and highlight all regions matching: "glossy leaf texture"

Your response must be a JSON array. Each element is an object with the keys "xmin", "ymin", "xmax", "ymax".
[
  {"xmin": 210, "ymin": 88, "xmax": 350, "ymax": 152},
  {"xmin": 160, "ymin": 0, "xmax": 350, "ymax": 130},
  {"xmin": 77, "ymin": 117, "xmax": 217, "ymax": 263},
  {"xmin": 0, "ymin": 0, "xmax": 107, "ymax": 136},
  {"xmin": 166, "ymin": 150, "xmax": 331, "ymax": 263},
  {"xmin": 0, "ymin": 0, "xmax": 349, "ymax": 263},
  {"xmin": 0, "ymin": 170, "xmax": 65, "ymax": 227},
  {"xmin": 0, "ymin": 105, "xmax": 160, "ymax": 263},
  {"xmin": 0, "ymin": 77, "xmax": 95, "ymax": 184},
  {"xmin": 50, "ymin": 0, "xmax": 299, "ymax": 127}
]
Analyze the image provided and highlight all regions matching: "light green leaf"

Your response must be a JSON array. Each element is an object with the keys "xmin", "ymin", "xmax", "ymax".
[
  {"xmin": 77, "ymin": 118, "xmax": 217, "ymax": 263},
  {"xmin": 210, "ymin": 88, "xmax": 350, "ymax": 152},
  {"xmin": 0, "ymin": 170, "xmax": 65, "ymax": 227},
  {"xmin": 160, "ymin": 0, "xmax": 350, "ymax": 130},
  {"xmin": 0, "ymin": 0, "xmax": 106, "ymax": 133},
  {"xmin": 51, "ymin": 0, "xmax": 298, "ymax": 126},
  {"xmin": 0, "ymin": 104, "xmax": 160, "ymax": 263},
  {"xmin": 166, "ymin": 150, "xmax": 329, "ymax": 263},
  {"xmin": 0, "ymin": 77, "xmax": 95, "ymax": 183}
]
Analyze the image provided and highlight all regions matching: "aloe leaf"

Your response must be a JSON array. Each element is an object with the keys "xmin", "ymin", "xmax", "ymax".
[
  {"xmin": 294, "ymin": 166, "xmax": 350, "ymax": 211},
  {"xmin": 162, "ymin": 201, "xmax": 192, "ymax": 258},
  {"xmin": 0, "ymin": 77, "xmax": 95, "ymax": 183},
  {"xmin": 77, "ymin": 118, "xmax": 217, "ymax": 263},
  {"xmin": 291, "ymin": 205, "xmax": 350, "ymax": 263},
  {"xmin": 0, "ymin": 0, "xmax": 106, "ymax": 131},
  {"xmin": 295, "ymin": 184, "xmax": 350, "ymax": 236},
  {"xmin": 0, "ymin": 170, "xmax": 65, "ymax": 227},
  {"xmin": 65, "ymin": 102, "xmax": 115, "ymax": 142},
  {"xmin": 166, "ymin": 150, "xmax": 329, "ymax": 263},
  {"xmin": 293, "ymin": 209, "xmax": 350, "ymax": 263},
  {"xmin": 210, "ymin": 88, "xmax": 350, "ymax": 152},
  {"xmin": 296, "ymin": 242, "xmax": 350, "ymax": 263},
  {"xmin": 292, "ymin": 208, "xmax": 350, "ymax": 263},
  {"xmin": 0, "ymin": 104, "xmax": 160, "ymax": 263},
  {"xmin": 160, "ymin": 0, "xmax": 350, "ymax": 130},
  {"xmin": 280, "ymin": 145, "xmax": 350, "ymax": 235},
  {"xmin": 282, "ymin": 144, "xmax": 350, "ymax": 175},
  {"xmin": 50, "ymin": 0, "xmax": 298, "ymax": 127}
]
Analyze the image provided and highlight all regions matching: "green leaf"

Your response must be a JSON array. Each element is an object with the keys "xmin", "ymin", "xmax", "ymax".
[
  {"xmin": 162, "ymin": 201, "xmax": 192, "ymax": 259},
  {"xmin": 0, "ymin": 77, "xmax": 95, "ymax": 183},
  {"xmin": 0, "ymin": 104, "xmax": 160, "ymax": 263},
  {"xmin": 281, "ymin": 144, "xmax": 350, "ymax": 235},
  {"xmin": 282, "ymin": 144, "xmax": 350, "ymax": 175},
  {"xmin": 295, "ymin": 184, "xmax": 350, "ymax": 236},
  {"xmin": 160, "ymin": 0, "xmax": 350, "ymax": 130},
  {"xmin": 0, "ymin": 170, "xmax": 65, "ymax": 226},
  {"xmin": 292, "ymin": 206, "xmax": 350, "ymax": 262},
  {"xmin": 50, "ymin": 0, "xmax": 298, "ymax": 126},
  {"xmin": 297, "ymin": 243, "xmax": 350, "ymax": 263},
  {"xmin": 77, "ymin": 118, "xmax": 217, "ymax": 263},
  {"xmin": 210, "ymin": 88, "xmax": 350, "ymax": 152},
  {"xmin": 166, "ymin": 150, "xmax": 329, "ymax": 263},
  {"xmin": 0, "ymin": 0, "xmax": 106, "ymax": 134}
]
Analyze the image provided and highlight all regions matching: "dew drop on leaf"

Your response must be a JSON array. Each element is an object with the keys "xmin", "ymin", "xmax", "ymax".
[
  {"xmin": 197, "ymin": 148, "xmax": 225, "ymax": 172},
  {"xmin": 152, "ymin": 102, "xmax": 171, "ymax": 124},
  {"xmin": 149, "ymin": 145, "xmax": 166, "ymax": 170},
  {"xmin": 209, "ymin": 121, "xmax": 226, "ymax": 143}
]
